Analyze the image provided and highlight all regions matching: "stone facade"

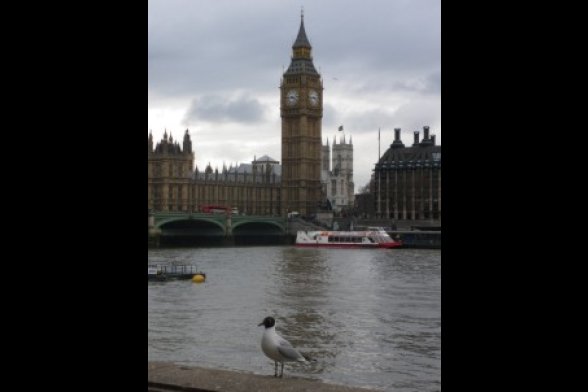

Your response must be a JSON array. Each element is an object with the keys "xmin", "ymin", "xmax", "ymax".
[
  {"xmin": 147, "ymin": 130, "xmax": 194, "ymax": 212},
  {"xmin": 373, "ymin": 126, "xmax": 441, "ymax": 220},
  {"xmin": 321, "ymin": 134, "xmax": 354, "ymax": 212},
  {"xmin": 148, "ymin": 15, "xmax": 323, "ymax": 217},
  {"xmin": 148, "ymin": 133, "xmax": 282, "ymax": 215},
  {"xmin": 280, "ymin": 14, "xmax": 323, "ymax": 216}
]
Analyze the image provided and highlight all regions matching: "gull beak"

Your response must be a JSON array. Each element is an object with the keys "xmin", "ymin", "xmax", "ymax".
[{"xmin": 257, "ymin": 321, "xmax": 264, "ymax": 327}]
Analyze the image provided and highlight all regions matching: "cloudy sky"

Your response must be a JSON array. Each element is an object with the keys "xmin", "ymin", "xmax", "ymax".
[{"xmin": 148, "ymin": 0, "xmax": 440, "ymax": 192}]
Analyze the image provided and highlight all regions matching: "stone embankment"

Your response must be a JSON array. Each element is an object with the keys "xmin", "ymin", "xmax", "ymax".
[{"xmin": 148, "ymin": 362, "xmax": 379, "ymax": 392}]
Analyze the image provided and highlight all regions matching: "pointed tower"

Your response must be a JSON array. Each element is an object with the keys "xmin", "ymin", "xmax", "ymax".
[
  {"xmin": 329, "ymin": 131, "xmax": 355, "ymax": 211},
  {"xmin": 280, "ymin": 11, "xmax": 323, "ymax": 215},
  {"xmin": 183, "ymin": 129, "xmax": 192, "ymax": 155}
]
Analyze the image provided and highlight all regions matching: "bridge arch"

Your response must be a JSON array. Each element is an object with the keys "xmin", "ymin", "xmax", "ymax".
[
  {"xmin": 156, "ymin": 217, "xmax": 226, "ymax": 246},
  {"xmin": 156, "ymin": 216, "xmax": 225, "ymax": 232},
  {"xmin": 231, "ymin": 220, "xmax": 286, "ymax": 245},
  {"xmin": 231, "ymin": 220, "xmax": 285, "ymax": 234}
]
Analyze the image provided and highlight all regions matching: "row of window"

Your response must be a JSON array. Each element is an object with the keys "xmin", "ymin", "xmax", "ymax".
[{"xmin": 327, "ymin": 236, "xmax": 367, "ymax": 243}]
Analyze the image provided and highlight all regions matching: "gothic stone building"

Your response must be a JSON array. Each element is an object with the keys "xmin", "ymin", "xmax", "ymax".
[
  {"xmin": 321, "ymin": 134, "xmax": 354, "ymax": 212},
  {"xmin": 148, "ymin": 15, "xmax": 323, "ymax": 216},
  {"xmin": 148, "ymin": 130, "xmax": 282, "ymax": 215},
  {"xmin": 280, "ymin": 14, "xmax": 323, "ymax": 216},
  {"xmin": 148, "ymin": 131, "xmax": 194, "ymax": 212},
  {"xmin": 373, "ymin": 126, "xmax": 441, "ymax": 220}
]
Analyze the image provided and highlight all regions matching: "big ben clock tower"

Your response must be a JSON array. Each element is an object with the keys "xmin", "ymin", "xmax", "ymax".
[{"xmin": 281, "ymin": 12, "xmax": 323, "ymax": 216}]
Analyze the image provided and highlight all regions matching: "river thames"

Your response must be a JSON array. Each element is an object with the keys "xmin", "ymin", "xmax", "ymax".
[{"xmin": 148, "ymin": 246, "xmax": 440, "ymax": 391}]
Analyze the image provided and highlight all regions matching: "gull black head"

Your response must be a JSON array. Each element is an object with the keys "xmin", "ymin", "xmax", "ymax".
[{"xmin": 258, "ymin": 316, "xmax": 275, "ymax": 328}]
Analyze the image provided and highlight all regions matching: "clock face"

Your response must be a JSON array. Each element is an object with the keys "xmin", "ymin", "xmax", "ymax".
[
  {"xmin": 287, "ymin": 89, "xmax": 299, "ymax": 106},
  {"xmin": 309, "ymin": 90, "xmax": 319, "ymax": 106}
]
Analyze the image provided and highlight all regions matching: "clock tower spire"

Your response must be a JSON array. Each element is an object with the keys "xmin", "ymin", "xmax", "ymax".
[{"xmin": 280, "ymin": 12, "xmax": 323, "ymax": 216}]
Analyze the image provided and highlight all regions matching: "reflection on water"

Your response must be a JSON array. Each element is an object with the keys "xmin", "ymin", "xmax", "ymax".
[
  {"xmin": 148, "ymin": 246, "xmax": 440, "ymax": 391},
  {"xmin": 271, "ymin": 248, "xmax": 339, "ymax": 376}
]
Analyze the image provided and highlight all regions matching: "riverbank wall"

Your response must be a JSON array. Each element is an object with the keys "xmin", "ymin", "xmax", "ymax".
[
  {"xmin": 148, "ymin": 232, "xmax": 440, "ymax": 249},
  {"xmin": 148, "ymin": 362, "xmax": 378, "ymax": 392}
]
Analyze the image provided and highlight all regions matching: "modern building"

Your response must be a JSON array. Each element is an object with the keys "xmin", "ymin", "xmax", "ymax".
[{"xmin": 372, "ymin": 126, "xmax": 441, "ymax": 220}]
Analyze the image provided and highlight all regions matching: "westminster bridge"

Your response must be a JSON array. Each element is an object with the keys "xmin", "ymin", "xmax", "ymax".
[
  {"xmin": 148, "ymin": 212, "xmax": 441, "ymax": 248},
  {"xmin": 148, "ymin": 212, "xmax": 290, "ymax": 246}
]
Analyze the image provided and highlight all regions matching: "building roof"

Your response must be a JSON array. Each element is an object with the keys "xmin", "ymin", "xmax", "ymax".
[
  {"xmin": 285, "ymin": 59, "xmax": 318, "ymax": 75},
  {"xmin": 292, "ymin": 16, "xmax": 311, "ymax": 48},
  {"xmin": 227, "ymin": 162, "xmax": 282, "ymax": 176},
  {"xmin": 254, "ymin": 155, "xmax": 279, "ymax": 163},
  {"xmin": 378, "ymin": 144, "xmax": 441, "ymax": 166},
  {"xmin": 285, "ymin": 15, "xmax": 319, "ymax": 76}
]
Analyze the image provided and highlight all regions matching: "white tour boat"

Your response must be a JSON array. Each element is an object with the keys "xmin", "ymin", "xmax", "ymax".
[{"xmin": 295, "ymin": 227, "xmax": 402, "ymax": 249}]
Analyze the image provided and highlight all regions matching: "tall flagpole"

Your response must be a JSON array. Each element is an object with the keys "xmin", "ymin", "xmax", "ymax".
[{"xmin": 377, "ymin": 128, "xmax": 381, "ymax": 218}]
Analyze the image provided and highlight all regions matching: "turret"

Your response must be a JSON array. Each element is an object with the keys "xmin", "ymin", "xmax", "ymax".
[
  {"xmin": 284, "ymin": 12, "xmax": 319, "ymax": 76},
  {"xmin": 183, "ymin": 129, "xmax": 192, "ymax": 154}
]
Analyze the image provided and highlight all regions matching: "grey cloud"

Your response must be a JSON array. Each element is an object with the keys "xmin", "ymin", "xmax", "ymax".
[
  {"xmin": 344, "ymin": 108, "xmax": 398, "ymax": 133},
  {"xmin": 346, "ymin": 68, "xmax": 440, "ymax": 95},
  {"xmin": 149, "ymin": 0, "xmax": 440, "ymax": 193},
  {"xmin": 423, "ymin": 70, "xmax": 441, "ymax": 94},
  {"xmin": 387, "ymin": 99, "xmax": 441, "ymax": 136},
  {"xmin": 322, "ymin": 104, "xmax": 341, "ymax": 131},
  {"xmin": 334, "ymin": 99, "xmax": 440, "ymax": 140},
  {"xmin": 148, "ymin": 0, "xmax": 440, "ymax": 99},
  {"xmin": 183, "ymin": 95, "xmax": 265, "ymax": 125}
]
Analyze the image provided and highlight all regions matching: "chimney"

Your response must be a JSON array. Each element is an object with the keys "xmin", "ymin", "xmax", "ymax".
[
  {"xmin": 431, "ymin": 134, "xmax": 436, "ymax": 145},
  {"xmin": 413, "ymin": 131, "xmax": 420, "ymax": 146},
  {"xmin": 391, "ymin": 128, "xmax": 405, "ymax": 149},
  {"xmin": 423, "ymin": 126, "xmax": 430, "ymax": 140}
]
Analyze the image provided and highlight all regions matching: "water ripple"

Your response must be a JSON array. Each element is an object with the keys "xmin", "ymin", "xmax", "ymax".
[{"xmin": 148, "ymin": 246, "xmax": 440, "ymax": 391}]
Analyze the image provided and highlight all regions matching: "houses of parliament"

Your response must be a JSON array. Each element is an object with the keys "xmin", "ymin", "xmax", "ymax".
[
  {"xmin": 148, "ymin": 15, "xmax": 332, "ymax": 217},
  {"xmin": 147, "ymin": 14, "xmax": 441, "ymax": 221}
]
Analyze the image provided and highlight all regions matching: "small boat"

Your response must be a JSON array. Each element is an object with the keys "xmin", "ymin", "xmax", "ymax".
[
  {"xmin": 295, "ymin": 227, "xmax": 402, "ymax": 249},
  {"xmin": 148, "ymin": 264, "xmax": 205, "ymax": 281}
]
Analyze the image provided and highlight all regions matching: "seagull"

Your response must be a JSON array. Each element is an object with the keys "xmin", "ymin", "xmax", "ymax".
[{"xmin": 258, "ymin": 316, "xmax": 310, "ymax": 377}]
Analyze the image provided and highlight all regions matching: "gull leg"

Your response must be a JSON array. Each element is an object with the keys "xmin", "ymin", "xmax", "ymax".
[
  {"xmin": 279, "ymin": 362, "xmax": 284, "ymax": 378},
  {"xmin": 274, "ymin": 361, "xmax": 278, "ymax": 377}
]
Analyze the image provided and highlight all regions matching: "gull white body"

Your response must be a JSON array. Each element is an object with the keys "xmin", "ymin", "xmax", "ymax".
[{"xmin": 258, "ymin": 316, "xmax": 308, "ymax": 377}]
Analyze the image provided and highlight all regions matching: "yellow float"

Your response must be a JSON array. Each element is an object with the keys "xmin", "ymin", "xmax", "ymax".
[{"xmin": 192, "ymin": 273, "xmax": 206, "ymax": 283}]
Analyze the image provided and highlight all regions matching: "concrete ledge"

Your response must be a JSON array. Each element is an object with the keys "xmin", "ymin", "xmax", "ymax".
[{"xmin": 148, "ymin": 362, "xmax": 378, "ymax": 392}]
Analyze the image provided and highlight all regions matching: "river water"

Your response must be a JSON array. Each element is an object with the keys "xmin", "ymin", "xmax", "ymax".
[{"xmin": 148, "ymin": 246, "xmax": 441, "ymax": 391}]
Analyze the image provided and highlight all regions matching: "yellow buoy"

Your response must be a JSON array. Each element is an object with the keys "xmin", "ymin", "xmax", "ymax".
[{"xmin": 192, "ymin": 273, "xmax": 205, "ymax": 283}]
